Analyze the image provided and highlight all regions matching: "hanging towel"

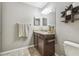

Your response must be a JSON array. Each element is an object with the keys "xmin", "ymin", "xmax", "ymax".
[{"xmin": 16, "ymin": 23, "xmax": 28, "ymax": 38}]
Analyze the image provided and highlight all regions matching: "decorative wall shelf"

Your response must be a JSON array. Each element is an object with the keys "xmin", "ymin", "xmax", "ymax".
[{"xmin": 61, "ymin": 4, "xmax": 79, "ymax": 23}]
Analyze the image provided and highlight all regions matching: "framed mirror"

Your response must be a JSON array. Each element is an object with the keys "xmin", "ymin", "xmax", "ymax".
[
  {"xmin": 34, "ymin": 17, "xmax": 40, "ymax": 26},
  {"xmin": 42, "ymin": 18, "xmax": 47, "ymax": 26}
]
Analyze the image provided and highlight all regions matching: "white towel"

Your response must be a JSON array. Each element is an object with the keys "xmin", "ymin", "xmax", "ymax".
[{"xmin": 16, "ymin": 23, "xmax": 28, "ymax": 38}]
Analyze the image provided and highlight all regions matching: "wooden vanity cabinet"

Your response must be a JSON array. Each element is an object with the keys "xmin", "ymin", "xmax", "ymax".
[{"xmin": 33, "ymin": 32, "xmax": 55, "ymax": 56}]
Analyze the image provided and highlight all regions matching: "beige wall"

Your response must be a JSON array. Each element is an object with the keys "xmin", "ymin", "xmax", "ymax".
[{"xmin": 55, "ymin": 2, "xmax": 79, "ymax": 55}]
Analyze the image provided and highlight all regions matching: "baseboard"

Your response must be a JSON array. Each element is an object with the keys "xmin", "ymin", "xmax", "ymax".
[
  {"xmin": 0, "ymin": 45, "xmax": 34, "ymax": 55},
  {"xmin": 0, "ymin": 45, "xmax": 60, "ymax": 56}
]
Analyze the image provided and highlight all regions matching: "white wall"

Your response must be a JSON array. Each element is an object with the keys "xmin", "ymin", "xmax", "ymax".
[
  {"xmin": 2, "ymin": 2, "xmax": 56, "ymax": 52},
  {"xmin": 55, "ymin": 2, "xmax": 79, "ymax": 55},
  {"xmin": 0, "ymin": 2, "xmax": 2, "ymax": 52},
  {"xmin": 2, "ymin": 2, "xmax": 41, "ymax": 52},
  {"xmin": 41, "ymin": 2, "xmax": 56, "ymax": 26}
]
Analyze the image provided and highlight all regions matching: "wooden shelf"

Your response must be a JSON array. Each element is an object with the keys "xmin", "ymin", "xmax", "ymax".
[{"xmin": 61, "ymin": 4, "xmax": 79, "ymax": 23}]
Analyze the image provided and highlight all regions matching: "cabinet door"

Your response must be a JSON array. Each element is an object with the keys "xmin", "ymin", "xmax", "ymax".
[
  {"xmin": 38, "ymin": 38, "xmax": 44, "ymax": 55},
  {"xmin": 45, "ymin": 40, "xmax": 55, "ymax": 56}
]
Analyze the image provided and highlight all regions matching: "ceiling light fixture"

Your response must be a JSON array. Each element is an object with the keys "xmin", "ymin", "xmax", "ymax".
[{"xmin": 41, "ymin": 8, "xmax": 52, "ymax": 15}]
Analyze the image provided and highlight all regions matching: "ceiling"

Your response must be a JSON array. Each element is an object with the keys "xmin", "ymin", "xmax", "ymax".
[{"xmin": 24, "ymin": 2, "xmax": 48, "ymax": 8}]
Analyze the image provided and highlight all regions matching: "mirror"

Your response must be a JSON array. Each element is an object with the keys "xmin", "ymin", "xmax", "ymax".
[
  {"xmin": 34, "ymin": 17, "xmax": 40, "ymax": 26},
  {"xmin": 42, "ymin": 18, "xmax": 47, "ymax": 26}
]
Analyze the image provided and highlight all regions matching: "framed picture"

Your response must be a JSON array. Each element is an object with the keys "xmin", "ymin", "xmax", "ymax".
[
  {"xmin": 42, "ymin": 18, "xmax": 47, "ymax": 26},
  {"xmin": 34, "ymin": 17, "xmax": 40, "ymax": 26}
]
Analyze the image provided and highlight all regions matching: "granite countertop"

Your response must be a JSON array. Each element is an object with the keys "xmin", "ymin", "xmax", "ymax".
[{"xmin": 34, "ymin": 31, "xmax": 55, "ymax": 35}]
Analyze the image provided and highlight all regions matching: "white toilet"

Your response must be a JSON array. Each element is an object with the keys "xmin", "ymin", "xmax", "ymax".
[{"xmin": 64, "ymin": 41, "xmax": 79, "ymax": 56}]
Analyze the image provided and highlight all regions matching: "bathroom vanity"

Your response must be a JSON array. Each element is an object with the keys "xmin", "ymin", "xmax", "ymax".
[{"xmin": 33, "ymin": 31, "xmax": 55, "ymax": 56}]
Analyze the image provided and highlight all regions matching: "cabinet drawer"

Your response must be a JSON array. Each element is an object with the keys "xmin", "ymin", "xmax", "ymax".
[{"xmin": 46, "ymin": 35, "xmax": 55, "ymax": 39}]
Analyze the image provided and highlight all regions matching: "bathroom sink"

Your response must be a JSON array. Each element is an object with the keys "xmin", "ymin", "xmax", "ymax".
[{"xmin": 34, "ymin": 31, "xmax": 55, "ymax": 35}]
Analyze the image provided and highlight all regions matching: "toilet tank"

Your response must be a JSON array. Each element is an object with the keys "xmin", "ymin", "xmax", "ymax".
[{"xmin": 64, "ymin": 41, "xmax": 79, "ymax": 56}]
